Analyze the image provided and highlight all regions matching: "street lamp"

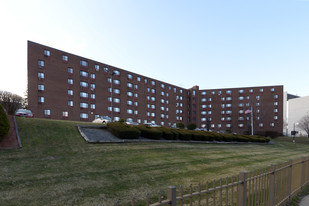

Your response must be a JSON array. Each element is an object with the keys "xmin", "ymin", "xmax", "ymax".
[
  {"xmin": 110, "ymin": 71, "xmax": 115, "ymax": 122},
  {"xmin": 293, "ymin": 122, "xmax": 299, "ymax": 143}
]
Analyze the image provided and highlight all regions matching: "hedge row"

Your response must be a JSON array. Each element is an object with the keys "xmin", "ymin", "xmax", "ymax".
[
  {"xmin": 107, "ymin": 123, "xmax": 270, "ymax": 143},
  {"xmin": 107, "ymin": 122, "xmax": 140, "ymax": 139}
]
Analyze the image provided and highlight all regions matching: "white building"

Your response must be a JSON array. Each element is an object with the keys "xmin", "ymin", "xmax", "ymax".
[{"xmin": 287, "ymin": 95, "xmax": 309, "ymax": 136}]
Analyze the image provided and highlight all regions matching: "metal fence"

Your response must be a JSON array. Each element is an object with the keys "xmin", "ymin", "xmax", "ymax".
[{"xmin": 116, "ymin": 156, "xmax": 309, "ymax": 206}]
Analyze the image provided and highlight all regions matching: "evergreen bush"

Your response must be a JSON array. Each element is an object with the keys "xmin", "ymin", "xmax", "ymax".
[{"xmin": 0, "ymin": 104, "xmax": 10, "ymax": 141}]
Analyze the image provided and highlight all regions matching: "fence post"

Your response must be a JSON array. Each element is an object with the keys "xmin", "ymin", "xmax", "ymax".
[
  {"xmin": 237, "ymin": 172, "xmax": 247, "ymax": 206},
  {"xmin": 269, "ymin": 164, "xmax": 276, "ymax": 206},
  {"xmin": 167, "ymin": 186, "xmax": 176, "ymax": 206},
  {"xmin": 288, "ymin": 160, "xmax": 293, "ymax": 201},
  {"xmin": 301, "ymin": 157, "xmax": 306, "ymax": 189}
]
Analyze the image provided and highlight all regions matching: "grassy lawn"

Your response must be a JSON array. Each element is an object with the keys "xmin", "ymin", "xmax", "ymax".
[{"xmin": 1, "ymin": 118, "xmax": 309, "ymax": 205}]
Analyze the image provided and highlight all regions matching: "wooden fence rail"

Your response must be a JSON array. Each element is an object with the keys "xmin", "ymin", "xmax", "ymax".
[{"xmin": 116, "ymin": 156, "xmax": 309, "ymax": 206}]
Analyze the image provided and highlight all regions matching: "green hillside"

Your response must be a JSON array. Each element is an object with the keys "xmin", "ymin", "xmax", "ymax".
[{"xmin": 1, "ymin": 117, "xmax": 309, "ymax": 205}]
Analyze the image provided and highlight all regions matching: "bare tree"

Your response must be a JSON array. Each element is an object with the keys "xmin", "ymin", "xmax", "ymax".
[
  {"xmin": 0, "ymin": 91, "xmax": 23, "ymax": 115},
  {"xmin": 298, "ymin": 114, "xmax": 309, "ymax": 137}
]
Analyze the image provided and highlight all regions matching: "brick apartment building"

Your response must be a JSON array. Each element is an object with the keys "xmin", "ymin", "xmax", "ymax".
[{"xmin": 28, "ymin": 41, "xmax": 283, "ymax": 134}]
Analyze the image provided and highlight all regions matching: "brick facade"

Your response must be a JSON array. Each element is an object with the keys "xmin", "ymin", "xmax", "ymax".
[{"xmin": 28, "ymin": 41, "xmax": 283, "ymax": 134}]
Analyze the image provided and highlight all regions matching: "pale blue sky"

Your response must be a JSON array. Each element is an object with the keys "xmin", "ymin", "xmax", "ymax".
[{"xmin": 1, "ymin": 0, "xmax": 308, "ymax": 97}]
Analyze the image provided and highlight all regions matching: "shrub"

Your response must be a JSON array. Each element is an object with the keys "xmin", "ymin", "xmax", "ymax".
[
  {"xmin": 176, "ymin": 122, "xmax": 185, "ymax": 129},
  {"xmin": 187, "ymin": 123, "xmax": 197, "ymax": 130},
  {"xmin": 170, "ymin": 128, "xmax": 180, "ymax": 140},
  {"xmin": 107, "ymin": 122, "xmax": 140, "ymax": 139},
  {"xmin": 0, "ymin": 104, "xmax": 10, "ymax": 141},
  {"xmin": 135, "ymin": 125, "xmax": 162, "ymax": 140},
  {"xmin": 191, "ymin": 131, "xmax": 208, "ymax": 141},
  {"xmin": 157, "ymin": 127, "xmax": 174, "ymax": 140},
  {"xmin": 178, "ymin": 129, "xmax": 192, "ymax": 141}
]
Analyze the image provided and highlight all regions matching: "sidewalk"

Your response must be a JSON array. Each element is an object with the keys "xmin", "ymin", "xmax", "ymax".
[
  {"xmin": 299, "ymin": 195, "xmax": 309, "ymax": 206},
  {"xmin": 0, "ymin": 116, "xmax": 21, "ymax": 149}
]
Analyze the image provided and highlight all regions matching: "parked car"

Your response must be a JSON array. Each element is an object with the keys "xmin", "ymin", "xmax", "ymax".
[
  {"xmin": 143, "ymin": 122, "xmax": 160, "ymax": 127},
  {"xmin": 92, "ymin": 116, "xmax": 111, "ymax": 124},
  {"xmin": 15, "ymin": 109, "xmax": 34, "ymax": 117},
  {"xmin": 126, "ymin": 119, "xmax": 139, "ymax": 125}
]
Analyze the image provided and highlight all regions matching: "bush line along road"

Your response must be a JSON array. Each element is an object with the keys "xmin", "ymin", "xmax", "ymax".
[{"xmin": 1, "ymin": 117, "xmax": 309, "ymax": 205}]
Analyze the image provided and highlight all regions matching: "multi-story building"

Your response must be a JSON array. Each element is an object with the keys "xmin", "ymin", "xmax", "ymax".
[{"xmin": 28, "ymin": 41, "xmax": 283, "ymax": 135}]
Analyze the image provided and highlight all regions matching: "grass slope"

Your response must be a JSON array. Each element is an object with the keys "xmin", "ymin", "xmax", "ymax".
[{"xmin": 1, "ymin": 118, "xmax": 309, "ymax": 205}]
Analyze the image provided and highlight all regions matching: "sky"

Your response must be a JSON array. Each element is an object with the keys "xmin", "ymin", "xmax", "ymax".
[{"xmin": 0, "ymin": 0, "xmax": 308, "ymax": 97}]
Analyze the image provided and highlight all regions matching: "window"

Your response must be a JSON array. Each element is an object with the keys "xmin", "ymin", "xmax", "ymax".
[
  {"xmin": 259, "ymin": 123, "xmax": 263, "ymax": 127},
  {"xmin": 80, "ymin": 113, "xmax": 88, "ymax": 119},
  {"xmin": 114, "ymin": 89, "xmax": 120, "ymax": 94},
  {"xmin": 239, "ymin": 103, "xmax": 244, "ymax": 107},
  {"xmin": 238, "ymin": 117, "xmax": 244, "ymax": 121},
  {"xmin": 238, "ymin": 124, "xmax": 244, "ymax": 128},
  {"xmin": 226, "ymin": 117, "xmax": 232, "ymax": 121},
  {"xmin": 113, "ymin": 79, "xmax": 120, "ymax": 85},
  {"xmin": 144, "ymin": 78, "xmax": 148, "ymax": 84},
  {"xmin": 151, "ymin": 80, "xmax": 156, "ymax": 86},
  {"xmin": 44, "ymin": 109, "xmax": 50, "ymax": 116},
  {"xmin": 95, "ymin": 65, "xmax": 99, "ymax": 71},
  {"xmin": 134, "ymin": 85, "xmax": 138, "ymax": 89},
  {"xmin": 114, "ymin": 98, "xmax": 120, "ymax": 103},
  {"xmin": 202, "ymin": 98, "xmax": 207, "ymax": 102},
  {"xmin": 256, "ymin": 96, "xmax": 260, "ymax": 100},
  {"xmin": 127, "ymin": 100, "xmax": 133, "ymax": 105},
  {"xmin": 38, "ymin": 96, "xmax": 44, "ymax": 103},
  {"xmin": 90, "ymin": 73, "xmax": 95, "ymax": 79},
  {"xmin": 104, "ymin": 67, "xmax": 109, "ymax": 72},
  {"xmin": 226, "ymin": 111, "xmax": 232, "ymax": 114},
  {"xmin": 239, "ymin": 96, "xmax": 244, "ymax": 100},
  {"xmin": 62, "ymin": 55, "xmax": 68, "ymax": 62},
  {"xmin": 68, "ymin": 79, "xmax": 73, "ymax": 85},
  {"xmin": 151, "ymin": 89, "xmax": 156, "ymax": 93},
  {"xmin": 134, "ymin": 93, "xmax": 138, "ymax": 98},
  {"xmin": 80, "ymin": 82, "xmax": 88, "ymax": 88},
  {"xmin": 134, "ymin": 102, "xmax": 138, "ymax": 106},
  {"xmin": 201, "ymin": 91, "xmax": 207, "ymax": 95},
  {"xmin": 270, "ymin": 123, "xmax": 275, "ymax": 127},
  {"xmin": 274, "ymin": 116, "xmax": 278, "ymax": 120},
  {"xmin": 128, "ymin": 74, "xmax": 133, "ymax": 79},
  {"xmin": 80, "ymin": 92, "xmax": 88, "ymax": 98},
  {"xmin": 226, "ymin": 104, "xmax": 232, "ymax": 107},
  {"xmin": 137, "ymin": 76, "xmax": 141, "ymax": 81},
  {"xmin": 274, "ymin": 94, "xmax": 278, "ymax": 99},
  {"xmin": 68, "ymin": 90, "xmax": 73, "ymax": 96},
  {"xmin": 226, "ymin": 124, "xmax": 232, "ymax": 128},
  {"xmin": 211, "ymin": 91, "xmax": 215, "ymax": 95},
  {"xmin": 68, "ymin": 100, "xmax": 73, "ymax": 106},
  {"xmin": 38, "ymin": 60, "xmax": 44, "ymax": 67},
  {"xmin": 80, "ymin": 103, "xmax": 88, "ymax": 109},
  {"xmin": 202, "ymin": 105, "xmax": 207, "ymax": 108},
  {"xmin": 38, "ymin": 72, "xmax": 44, "ymax": 79},
  {"xmin": 274, "ymin": 109, "xmax": 278, "ymax": 113},
  {"xmin": 209, "ymin": 98, "xmax": 212, "ymax": 101},
  {"xmin": 226, "ymin": 97, "xmax": 232, "ymax": 101},
  {"xmin": 239, "ymin": 110, "xmax": 244, "ymax": 114},
  {"xmin": 90, "ymin": 104, "xmax": 95, "ymax": 109},
  {"xmin": 80, "ymin": 71, "xmax": 88, "ymax": 78},
  {"xmin": 161, "ymin": 91, "xmax": 165, "ymax": 96},
  {"xmin": 127, "ymin": 92, "xmax": 133, "ymax": 97},
  {"xmin": 260, "ymin": 88, "xmax": 264, "ymax": 92},
  {"xmin": 127, "ymin": 83, "xmax": 133, "ymax": 88},
  {"xmin": 63, "ymin": 111, "xmax": 68, "ymax": 117},
  {"xmin": 193, "ymin": 90, "xmax": 196, "ymax": 95},
  {"xmin": 90, "ymin": 84, "xmax": 95, "ymax": 90},
  {"xmin": 151, "ymin": 113, "xmax": 155, "ymax": 117},
  {"xmin": 127, "ymin": 109, "xmax": 133, "ymax": 114},
  {"xmin": 226, "ymin": 90, "xmax": 232, "ymax": 94},
  {"xmin": 249, "ymin": 89, "xmax": 253, "ymax": 93},
  {"xmin": 151, "ymin": 97, "xmax": 156, "ymax": 101},
  {"xmin": 68, "ymin": 68, "xmax": 73, "ymax": 74},
  {"xmin": 239, "ymin": 89, "xmax": 244, "ymax": 93},
  {"xmin": 80, "ymin": 60, "xmax": 88, "ymax": 67},
  {"xmin": 90, "ymin": 94, "xmax": 95, "ymax": 99},
  {"xmin": 113, "ymin": 70, "xmax": 120, "ymax": 76},
  {"xmin": 38, "ymin": 84, "xmax": 44, "ymax": 91},
  {"xmin": 44, "ymin": 49, "xmax": 50, "ymax": 57},
  {"xmin": 274, "ymin": 102, "xmax": 278, "ymax": 106},
  {"xmin": 151, "ymin": 104, "xmax": 155, "ymax": 109},
  {"xmin": 201, "ymin": 111, "xmax": 207, "ymax": 115},
  {"xmin": 161, "ymin": 99, "xmax": 165, "ymax": 103},
  {"xmin": 161, "ymin": 83, "xmax": 165, "ymax": 89},
  {"xmin": 270, "ymin": 88, "xmax": 275, "ymax": 92},
  {"xmin": 114, "ymin": 107, "xmax": 120, "ymax": 112}
]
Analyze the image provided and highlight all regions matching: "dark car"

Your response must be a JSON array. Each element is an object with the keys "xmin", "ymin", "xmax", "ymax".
[{"xmin": 15, "ymin": 109, "xmax": 34, "ymax": 117}]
